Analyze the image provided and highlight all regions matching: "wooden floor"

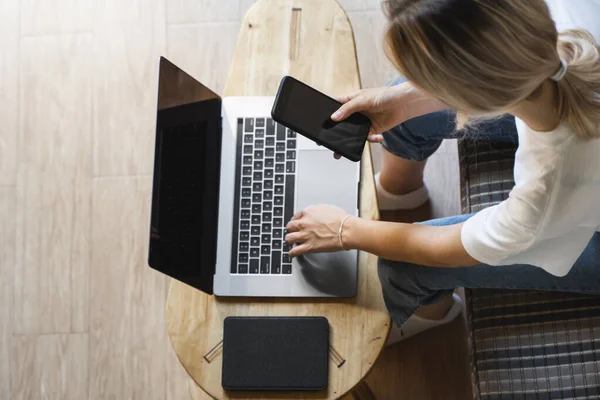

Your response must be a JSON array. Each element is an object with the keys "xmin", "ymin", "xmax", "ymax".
[{"xmin": 0, "ymin": 0, "xmax": 470, "ymax": 399}]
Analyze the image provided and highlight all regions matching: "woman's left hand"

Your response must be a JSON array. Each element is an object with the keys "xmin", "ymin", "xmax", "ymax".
[{"xmin": 285, "ymin": 204, "xmax": 349, "ymax": 257}]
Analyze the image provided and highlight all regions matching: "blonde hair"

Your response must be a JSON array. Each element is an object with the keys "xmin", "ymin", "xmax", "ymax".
[{"xmin": 383, "ymin": 0, "xmax": 600, "ymax": 138}]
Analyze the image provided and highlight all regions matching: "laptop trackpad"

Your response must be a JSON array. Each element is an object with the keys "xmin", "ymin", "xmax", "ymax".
[
  {"xmin": 294, "ymin": 150, "xmax": 358, "ymax": 297},
  {"xmin": 295, "ymin": 150, "xmax": 357, "ymax": 214}
]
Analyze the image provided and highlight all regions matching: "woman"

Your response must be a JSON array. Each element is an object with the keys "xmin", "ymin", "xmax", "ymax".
[{"xmin": 285, "ymin": 0, "xmax": 600, "ymax": 344}]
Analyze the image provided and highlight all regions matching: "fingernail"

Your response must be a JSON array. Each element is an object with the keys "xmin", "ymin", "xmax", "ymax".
[{"xmin": 331, "ymin": 111, "xmax": 342, "ymax": 120}]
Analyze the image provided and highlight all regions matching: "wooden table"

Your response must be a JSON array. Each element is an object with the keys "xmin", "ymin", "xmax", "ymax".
[{"xmin": 166, "ymin": 1, "xmax": 391, "ymax": 398}]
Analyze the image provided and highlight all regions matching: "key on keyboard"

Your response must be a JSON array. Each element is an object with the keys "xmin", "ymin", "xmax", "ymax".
[{"xmin": 231, "ymin": 118, "xmax": 296, "ymax": 274}]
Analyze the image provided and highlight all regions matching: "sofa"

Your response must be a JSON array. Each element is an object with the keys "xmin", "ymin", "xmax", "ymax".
[{"xmin": 459, "ymin": 139, "xmax": 600, "ymax": 399}]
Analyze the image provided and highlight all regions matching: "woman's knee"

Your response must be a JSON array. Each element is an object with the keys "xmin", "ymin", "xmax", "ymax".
[
  {"xmin": 377, "ymin": 257, "xmax": 456, "ymax": 306},
  {"xmin": 381, "ymin": 111, "xmax": 455, "ymax": 162}
]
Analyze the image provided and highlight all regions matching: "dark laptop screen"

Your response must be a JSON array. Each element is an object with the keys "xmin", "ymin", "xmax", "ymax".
[{"xmin": 149, "ymin": 57, "xmax": 222, "ymax": 294}]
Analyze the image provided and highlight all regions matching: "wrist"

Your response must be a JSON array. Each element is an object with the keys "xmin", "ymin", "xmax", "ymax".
[
  {"xmin": 397, "ymin": 82, "xmax": 448, "ymax": 121},
  {"xmin": 389, "ymin": 82, "xmax": 416, "ymax": 123},
  {"xmin": 341, "ymin": 216, "xmax": 362, "ymax": 250}
]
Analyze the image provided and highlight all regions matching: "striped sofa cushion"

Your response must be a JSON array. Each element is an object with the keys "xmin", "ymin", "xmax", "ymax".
[{"xmin": 458, "ymin": 139, "xmax": 600, "ymax": 400}]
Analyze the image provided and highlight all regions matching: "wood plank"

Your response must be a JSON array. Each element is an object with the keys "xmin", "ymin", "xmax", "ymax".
[
  {"xmin": 20, "ymin": 0, "xmax": 92, "ymax": 36},
  {"xmin": 224, "ymin": 0, "xmax": 362, "ymax": 97},
  {"xmin": 347, "ymin": 10, "xmax": 396, "ymax": 89},
  {"xmin": 11, "ymin": 333, "xmax": 89, "ymax": 400},
  {"xmin": 167, "ymin": 1, "xmax": 390, "ymax": 398},
  {"xmin": 166, "ymin": 343, "xmax": 213, "ymax": 400},
  {"xmin": 0, "ymin": 188, "xmax": 16, "ymax": 400},
  {"xmin": 89, "ymin": 177, "xmax": 168, "ymax": 399},
  {"xmin": 167, "ymin": 0, "xmax": 240, "ymax": 24},
  {"xmin": 337, "ymin": 0, "xmax": 382, "ymax": 12},
  {"xmin": 166, "ymin": 22, "xmax": 240, "ymax": 95},
  {"xmin": 365, "ymin": 317, "xmax": 472, "ymax": 400},
  {"xmin": 15, "ymin": 34, "xmax": 92, "ymax": 335},
  {"xmin": 92, "ymin": 0, "xmax": 166, "ymax": 177},
  {"xmin": 0, "ymin": 0, "xmax": 19, "ymax": 185}
]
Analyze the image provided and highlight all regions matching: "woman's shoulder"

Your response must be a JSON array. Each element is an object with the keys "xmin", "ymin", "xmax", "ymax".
[
  {"xmin": 514, "ymin": 120, "xmax": 573, "ymax": 173},
  {"xmin": 513, "ymin": 120, "xmax": 600, "ymax": 222}
]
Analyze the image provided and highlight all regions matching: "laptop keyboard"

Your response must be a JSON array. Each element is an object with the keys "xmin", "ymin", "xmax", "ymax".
[{"xmin": 231, "ymin": 117, "xmax": 296, "ymax": 275}]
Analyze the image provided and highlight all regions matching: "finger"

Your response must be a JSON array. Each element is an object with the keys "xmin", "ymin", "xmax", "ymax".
[
  {"xmin": 286, "ymin": 220, "xmax": 301, "ymax": 232},
  {"xmin": 285, "ymin": 232, "xmax": 306, "ymax": 245},
  {"xmin": 291, "ymin": 210, "xmax": 303, "ymax": 221},
  {"xmin": 331, "ymin": 97, "xmax": 368, "ymax": 121},
  {"xmin": 289, "ymin": 243, "xmax": 311, "ymax": 257},
  {"xmin": 333, "ymin": 90, "xmax": 361, "ymax": 104},
  {"xmin": 367, "ymin": 134, "xmax": 384, "ymax": 143}
]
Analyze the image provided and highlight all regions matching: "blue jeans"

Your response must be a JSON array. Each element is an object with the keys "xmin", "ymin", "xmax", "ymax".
[
  {"xmin": 379, "ymin": 215, "xmax": 600, "ymax": 328},
  {"xmin": 382, "ymin": 76, "xmax": 518, "ymax": 161},
  {"xmin": 378, "ymin": 77, "xmax": 600, "ymax": 328}
]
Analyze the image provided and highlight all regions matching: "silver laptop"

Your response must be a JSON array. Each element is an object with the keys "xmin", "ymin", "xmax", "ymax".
[{"xmin": 148, "ymin": 57, "xmax": 360, "ymax": 297}]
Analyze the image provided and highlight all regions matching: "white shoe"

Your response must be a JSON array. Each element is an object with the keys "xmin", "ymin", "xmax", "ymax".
[
  {"xmin": 386, "ymin": 294, "xmax": 464, "ymax": 346},
  {"xmin": 375, "ymin": 173, "xmax": 429, "ymax": 210}
]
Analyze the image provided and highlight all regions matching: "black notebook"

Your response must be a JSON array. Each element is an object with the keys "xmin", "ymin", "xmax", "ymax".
[{"xmin": 222, "ymin": 316, "xmax": 329, "ymax": 391}]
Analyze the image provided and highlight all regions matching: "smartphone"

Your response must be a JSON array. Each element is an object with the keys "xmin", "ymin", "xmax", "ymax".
[{"xmin": 271, "ymin": 76, "xmax": 371, "ymax": 162}]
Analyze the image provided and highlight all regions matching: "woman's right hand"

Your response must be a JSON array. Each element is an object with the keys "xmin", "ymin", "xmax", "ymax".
[{"xmin": 331, "ymin": 85, "xmax": 412, "ymax": 144}]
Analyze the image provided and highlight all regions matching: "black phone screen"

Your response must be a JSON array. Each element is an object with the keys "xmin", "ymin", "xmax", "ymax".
[{"xmin": 274, "ymin": 78, "xmax": 370, "ymax": 161}]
